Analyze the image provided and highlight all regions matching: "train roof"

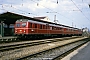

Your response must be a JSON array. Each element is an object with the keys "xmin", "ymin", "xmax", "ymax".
[{"xmin": 16, "ymin": 19, "xmax": 80, "ymax": 30}]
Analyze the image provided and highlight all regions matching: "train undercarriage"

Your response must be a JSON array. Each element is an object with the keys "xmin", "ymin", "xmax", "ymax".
[{"xmin": 16, "ymin": 34, "xmax": 82, "ymax": 40}]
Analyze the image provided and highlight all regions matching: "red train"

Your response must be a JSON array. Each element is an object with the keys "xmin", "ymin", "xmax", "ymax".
[{"xmin": 14, "ymin": 19, "xmax": 82, "ymax": 39}]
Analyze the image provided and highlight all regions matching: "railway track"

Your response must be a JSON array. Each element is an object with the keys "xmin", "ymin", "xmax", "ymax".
[
  {"xmin": 0, "ymin": 36, "xmax": 89, "ymax": 60},
  {"xmin": 19, "ymin": 38, "xmax": 89, "ymax": 60},
  {"xmin": 0, "ymin": 36, "xmax": 79, "ymax": 52}
]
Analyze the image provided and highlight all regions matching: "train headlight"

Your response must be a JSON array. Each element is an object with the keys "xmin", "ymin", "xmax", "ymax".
[
  {"xmin": 15, "ymin": 31, "xmax": 17, "ymax": 33},
  {"xmin": 24, "ymin": 30, "xmax": 25, "ymax": 32},
  {"xmin": 31, "ymin": 29, "xmax": 34, "ymax": 31}
]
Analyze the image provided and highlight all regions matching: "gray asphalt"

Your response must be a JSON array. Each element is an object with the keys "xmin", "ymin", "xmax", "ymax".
[{"xmin": 71, "ymin": 41, "xmax": 90, "ymax": 60}]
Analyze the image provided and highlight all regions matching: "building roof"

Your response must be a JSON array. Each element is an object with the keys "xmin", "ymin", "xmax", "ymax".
[
  {"xmin": 33, "ymin": 17, "xmax": 46, "ymax": 20},
  {"xmin": 33, "ymin": 16, "xmax": 51, "ymax": 22}
]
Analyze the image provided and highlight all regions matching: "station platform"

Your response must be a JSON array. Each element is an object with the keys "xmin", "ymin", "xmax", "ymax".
[
  {"xmin": 61, "ymin": 41, "xmax": 90, "ymax": 60},
  {"xmin": 0, "ymin": 36, "xmax": 17, "ymax": 39},
  {"xmin": 0, "ymin": 36, "xmax": 17, "ymax": 43}
]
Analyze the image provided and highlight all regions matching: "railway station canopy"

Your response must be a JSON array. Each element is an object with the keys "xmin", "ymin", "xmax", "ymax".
[
  {"xmin": 0, "ymin": 12, "xmax": 35, "ymax": 25},
  {"xmin": 0, "ymin": 11, "xmax": 56, "ymax": 25},
  {"xmin": 0, "ymin": 11, "xmax": 77, "ymax": 29}
]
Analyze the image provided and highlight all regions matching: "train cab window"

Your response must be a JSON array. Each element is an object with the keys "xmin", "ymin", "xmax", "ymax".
[
  {"xmin": 22, "ymin": 23, "xmax": 26, "ymax": 27},
  {"xmin": 16, "ymin": 23, "xmax": 20, "ymax": 27}
]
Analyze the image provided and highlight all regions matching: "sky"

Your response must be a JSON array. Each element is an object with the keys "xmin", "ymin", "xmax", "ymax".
[{"xmin": 0, "ymin": 0, "xmax": 90, "ymax": 29}]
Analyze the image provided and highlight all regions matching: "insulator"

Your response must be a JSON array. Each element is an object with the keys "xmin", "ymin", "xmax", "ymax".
[
  {"xmin": 28, "ymin": 13, "xmax": 31, "ymax": 14},
  {"xmin": 89, "ymin": 4, "xmax": 90, "ymax": 8},
  {"xmin": 11, "ymin": 5, "xmax": 12, "ymax": 7},
  {"xmin": 57, "ymin": 0, "xmax": 58, "ymax": 4},
  {"xmin": 37, "ymin": 3, "xmax": 39, "ymax": 6}
]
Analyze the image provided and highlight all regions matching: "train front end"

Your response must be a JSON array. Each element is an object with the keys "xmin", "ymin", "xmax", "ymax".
[{"xmin": 14, "ymin": 19, "xmax": 29, "ymax": 38}]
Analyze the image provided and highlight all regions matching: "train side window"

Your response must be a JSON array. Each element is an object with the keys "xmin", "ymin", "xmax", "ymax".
[
  {"xmin": 61, "ymin": 28, "xmax": 63, "ymax": 31},
  {"xmin": 56, "ymin": 27, "xmax": 57, "ymax": 30},
  {"xmin": 35, "ymin": 24, "xmax": 37, "ymax": 28},
  {"xmin": 60, "ymin": 28, "xmax": 62, "ymax": 29},
  {"xmin": 48, "ymin": 26, "xmax": 49, "ymax": 29},
  {"xmin": 57, "ymin": 27, "xmax": 58, "ymax": 30},
  {"xmin": 43, "ymin": 25, "xmax": 45, "ymax": 29},
  {"xmin": 46, "ymin": 26, "xmax": 49, "ymax": 29},
  {"xmin": 52, "ymin": 26, "xmax": 54, "ymax": 30},
  {"xmin": 46, "ymin": 26, "xmax": 47, "ymax": 29},
  {"xmin": 58, "ymin": 28, "xmax": 59, "ymax": 30},
  {"xmin": 45, "ymin": 25, "xmax": 47, "ymax": 29},
  {"xmin": 70, "ymin": 29, "xmax": 71, "ymax": 31},
  {"xmin": 30, "ymin": 23, "xmax": 32, "ymax": 28},
  {"xmin": 40, "ymin": 25, "xmax": 42, "ymax": 29},
  {"xmin": 71, "ymin": 29, "xmax": 73, "ymax": 32},
  {"xmin": 50, "ymin": 27, "xmax": 52, "ymax": 30},
  {"xmin": 67, "ymin": 29, "xmax": 69, "ymax": 31},
  {"xmin": 54, "ymin": 27, "xmax": 56, "ymax": 30}
]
